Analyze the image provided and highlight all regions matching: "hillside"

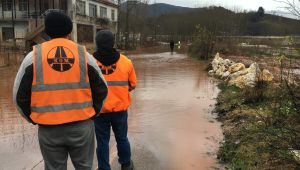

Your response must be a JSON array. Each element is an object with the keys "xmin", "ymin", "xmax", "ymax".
[
  {"xmin": 121, "ymin": 2, "xmax": 193, "ymax": 17},
  {"xmin": 119, "ymin": 3, "xmax": 300, "ymax": 36}
]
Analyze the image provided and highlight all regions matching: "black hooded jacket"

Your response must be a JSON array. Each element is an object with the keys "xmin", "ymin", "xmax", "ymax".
[{"xmin": 93, "ymin": 47, "xmax": 120, "ymax": 66}]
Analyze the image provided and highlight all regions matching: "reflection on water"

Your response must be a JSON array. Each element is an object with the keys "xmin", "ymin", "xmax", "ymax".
[
  {"xmin": 0, "ymin": 65, "xmax": 41, "ymax": 170},
  {"xmin": 0, "ymin": 52, "xmax": 223, "ymax": 170},
  {"xmin": 126, "ymin": 52, "xmax": 223, "ymax": 170}
]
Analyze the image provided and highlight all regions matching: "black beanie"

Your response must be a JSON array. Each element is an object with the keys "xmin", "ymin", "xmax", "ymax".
[
  {"xmin": 95, "ymin": 30, "xmax": 115, "ymax": 50},
  {"xmin": 45, "ymin": 11, "xmax": 73, "ymax": 38}
]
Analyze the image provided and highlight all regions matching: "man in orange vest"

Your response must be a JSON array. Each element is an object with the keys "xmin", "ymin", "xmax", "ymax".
[
  {"xmin": 93, "ymin": 30, "xmax": 137, "ymax": 170},
  {"xmin": 13, "ymin": 11, "xmax": 108, "ymax": 170}
]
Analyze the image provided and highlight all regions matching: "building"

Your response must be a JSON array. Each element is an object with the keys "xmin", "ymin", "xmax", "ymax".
[{"xmin": 0, "ymin": 0, "xmax": 118, "ymax": 48}]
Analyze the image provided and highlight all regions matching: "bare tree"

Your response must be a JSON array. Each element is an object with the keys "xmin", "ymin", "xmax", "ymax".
[
  {"xmin": 275, "ymin": 0, "xmax": 300, "ymax": 19},
  {"xmin": 116, "ymin": 0, "xmax": 123, "ymax": 47},
  {"xmin": 122, "ymin": 0, "xmax": 149, "ymax": 49}
]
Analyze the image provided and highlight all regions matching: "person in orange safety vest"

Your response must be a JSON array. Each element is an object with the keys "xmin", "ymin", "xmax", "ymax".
[
  {"xmin": 13, "ymin": 11, "xmax": 108, "ymax": 170},
  {"xmin": 93, "ymin": 30, "xmax": 137, "ymax": 170}
]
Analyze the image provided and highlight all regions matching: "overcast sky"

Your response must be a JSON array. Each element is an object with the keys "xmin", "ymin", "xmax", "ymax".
[{"xmin": 151, "ymin": 0, "xmax": 295, "ymax": 11}]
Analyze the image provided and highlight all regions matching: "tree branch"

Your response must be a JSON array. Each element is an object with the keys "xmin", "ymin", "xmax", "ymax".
[{"xmin": 274, "ymin": 0, "xmax": 300, "ymax": 18}]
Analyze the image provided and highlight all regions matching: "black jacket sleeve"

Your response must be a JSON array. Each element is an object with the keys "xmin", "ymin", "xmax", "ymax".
[
  {"xmin": 13, "ymin": 52, "xmax": 35, "ymax": 124},
  {"xmin": 87, "ymin": 55, "xmax": 108, "ymax": 116},
  {"xmin": 16, "ymin": 64, "xmax": 34, "ymax": 124}
]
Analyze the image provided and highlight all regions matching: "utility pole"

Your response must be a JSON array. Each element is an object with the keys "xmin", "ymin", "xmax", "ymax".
[
  {"xmin": 117, "ymin": 0, "xmax": 122, "ymax": 47},
  {"xmin": 12, "ymin": 0, "xmax": 16, "ymax": 48},
  {"xmin": 125, "ymin": 0, "xmax": 130, "ymax": 49},
  {"xmin": 153, "ymin": 0, "xmax": 157, "ymax": 44},
  {"xmin": 1, "ymin": 0, "xmax": 4, "ymax": 20},
  {"xmin": 125, "ymin": 0, "xmax": 135, "ymax": 49}
]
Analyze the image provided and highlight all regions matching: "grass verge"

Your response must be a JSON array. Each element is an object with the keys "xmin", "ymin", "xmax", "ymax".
[{"xmin": 215, "ymin": 82, "xmax": 300, "ymax": 170}]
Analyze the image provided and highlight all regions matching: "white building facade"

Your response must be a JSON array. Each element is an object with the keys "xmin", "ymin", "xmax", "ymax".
[{"xmin": 0, "ymin": 0, "xmax": 118, "ymax": 47}]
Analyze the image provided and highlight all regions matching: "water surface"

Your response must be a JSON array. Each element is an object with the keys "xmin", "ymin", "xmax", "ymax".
[{"xmin": 0, "ymin": 52, "xmax": 223, "ymax": 170}]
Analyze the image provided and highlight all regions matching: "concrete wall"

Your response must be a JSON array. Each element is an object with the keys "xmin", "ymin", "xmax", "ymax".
[
  {"xmin": 0, "ymin": 22, "xmax": 26, "ymax": 40},
  {"xmin": 15, "ymin": 22, "xmax": 28, "ymax": 39},
  {"xmin": 0, "ymin": 22, "xmax": 28, "ymax": 38},
  {"xmin": 0, "ymin": 21, "xmax": 28, "ymax": 46}
]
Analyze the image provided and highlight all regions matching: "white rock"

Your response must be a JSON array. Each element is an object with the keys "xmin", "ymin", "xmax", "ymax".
[
  {"xmin": 260, "ymin": 69, "xmax": 274, "ymax": 82},
  {"xmin": 223, "ymin": 59, "xmax": 232, "ymax": 67},
  {"xmin": 229, "ymin": 63, "xmax": 246, "ymax": 73},
  {"xmin": 229, "ymin": 68, "xmax": 249, "ymax": 80},
  {"xmin": 215, "ymin": 65, "xmax": 227, "ymax": 77},
  {"xmin": 221, "ymin": 71, "xmax": 231, "ymax": 79},
  {"xmin": 212, "ymin": 53, "xmax": 224, "ymax": 72},
  {"xmin": 291, "ymin": 150, "xmax": 300, "ymax": 163},
  {"xmin": 209, "ymin": 54, "xmax": 274, "ymax": 88},
  {"xmin": 208, "ymin": 70, "xmax": 215, "ymax": 76},
  {"xmin": 229, "ymin": 63, "xmax": 261, "ymax": 88}
]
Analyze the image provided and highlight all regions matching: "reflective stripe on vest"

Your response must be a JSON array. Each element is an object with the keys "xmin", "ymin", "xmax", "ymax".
[
  {"xmin": 35, "ymin": 44, "xmax": 43, "ymax": 84},
  {"xmin": 30, "ymin": 41, "xmax": 94, "ymax": 125},
  {"xmin": 32, "ymin": 83, "xmax": 90, "ymax": 91},
  {"xmin": 106, "ymin": 81, "xmax": 129, "ymax": 86},
  {"xmin": 31, "ymin": 101, "xmax": 93, "ymax": 113}
]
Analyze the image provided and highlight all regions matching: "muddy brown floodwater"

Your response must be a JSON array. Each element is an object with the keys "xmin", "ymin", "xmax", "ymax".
[{"xmin": 0, "ymin": 52, "xmax": 223, "ymax": 170}]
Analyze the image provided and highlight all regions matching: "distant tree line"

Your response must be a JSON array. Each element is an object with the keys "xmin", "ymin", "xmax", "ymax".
[{"xmin": 118, "ymin": 4, "xmax": 300, "ymax": 39}]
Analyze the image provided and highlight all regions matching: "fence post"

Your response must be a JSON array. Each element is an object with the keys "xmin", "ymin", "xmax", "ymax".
[{"xmin": 7, "ymin": 53, "xmax": 10, "ymax": 66}]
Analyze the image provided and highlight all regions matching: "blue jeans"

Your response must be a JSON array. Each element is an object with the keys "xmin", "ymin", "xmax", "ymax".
[{"xmin": 94, "ymin": 110, "xmax": 131, "ymax": 170}]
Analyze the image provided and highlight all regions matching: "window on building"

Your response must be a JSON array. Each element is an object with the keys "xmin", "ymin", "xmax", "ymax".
[
  {"xmin": 89, "ymin": 3, "xmax": 97, "ymax": 17},
  {"xmin": 2, "ymin": 27, "xmax": 14, "ymax": 41},
  {"xmin": 111, "ymin": 9, "xmax": 115, "ymax": 21},
  {"xmin": 76, "ymin": 0, "xmax": 86, "ymax": 15},
  {"xmin": 19, "ymin": 0, "xmax": 28, "ymax": 11},
  {"xmin": 100, "ymin": 6, "xmax": 107, "ymax": 18},
  {"xmin": 2, "ymin": 0, "xmax": 12, "ymax": 11}
]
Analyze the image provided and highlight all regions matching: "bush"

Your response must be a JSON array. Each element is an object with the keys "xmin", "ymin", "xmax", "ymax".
[{"xmin": 188, "ymin": 25, "xmax": 216, "ymax": 60}]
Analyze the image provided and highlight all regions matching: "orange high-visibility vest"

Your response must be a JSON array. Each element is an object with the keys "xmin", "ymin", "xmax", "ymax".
[
  {"xmin": 96, "ymin": 54, "xmax": 136, "ymax": 113},
  {"xmin": 30, "ymin": 38, "xmax": 95, "ymax": 125}
]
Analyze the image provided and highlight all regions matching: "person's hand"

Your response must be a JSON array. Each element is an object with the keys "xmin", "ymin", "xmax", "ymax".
[{"xmin": 129, "ymin": 86, "xmax": 136, "ymax": 92}]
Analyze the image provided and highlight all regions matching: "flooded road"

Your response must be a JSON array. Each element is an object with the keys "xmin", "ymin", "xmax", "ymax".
[
  {"xmin": 0, "ymin": 65, "xmax": 42, "ymax": 170},
  {"xmin": 0, "ymin": 52, "xmax": 223, "ymax": 170}
]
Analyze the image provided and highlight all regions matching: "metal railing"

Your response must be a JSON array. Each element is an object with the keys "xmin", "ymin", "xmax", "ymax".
[
  {"xmin": 41, "ymin": 9, "xmax": 66, "ymax": 16},
  {"xmin": 25, "ymin": 9, "xmax": 66, "ymax": 40}
]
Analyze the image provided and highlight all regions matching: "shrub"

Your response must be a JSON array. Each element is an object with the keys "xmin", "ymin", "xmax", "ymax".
[{"xmin": 188, "ymin": 25, "xmax": 216, "ymax": 60}]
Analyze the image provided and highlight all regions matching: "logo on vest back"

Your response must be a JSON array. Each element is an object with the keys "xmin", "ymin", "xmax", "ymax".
[
  {"xmin": 99, "ymin": 64, "xmax": 117, "ymax": 75},
  {"xmin": 47, "ymin": 46, "xmax": 75, "ymax": 72}
]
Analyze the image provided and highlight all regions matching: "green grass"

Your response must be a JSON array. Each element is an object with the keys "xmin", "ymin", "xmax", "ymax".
[{"xmin": 216, "ymin": 82, "xmax": 300, "ymax": 170}]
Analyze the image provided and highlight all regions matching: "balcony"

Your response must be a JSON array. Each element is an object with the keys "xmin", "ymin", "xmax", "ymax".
[
  {"xmin": 0, "ymin": 10, "xmax": 53, "ymax": 21},
  {"xmin": 0, "ymin": 11, "xmax": 30, "ymax": 21},
  {"xmin": 75, "ymin": 14, "xmax": 97, "ymax": 24}
]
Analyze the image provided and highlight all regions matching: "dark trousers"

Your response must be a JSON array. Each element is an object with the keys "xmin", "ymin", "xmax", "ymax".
[
  {"xmin": 94, "ymin": 110, "xmax": 131, "ymax": 170},
  {"xmin": 38, "ymin": 119, "xmax": 95, "ymax": 170},
  {"xmin": 170, "ymin": 47, "xmax": 174, "ymax": 53}
]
